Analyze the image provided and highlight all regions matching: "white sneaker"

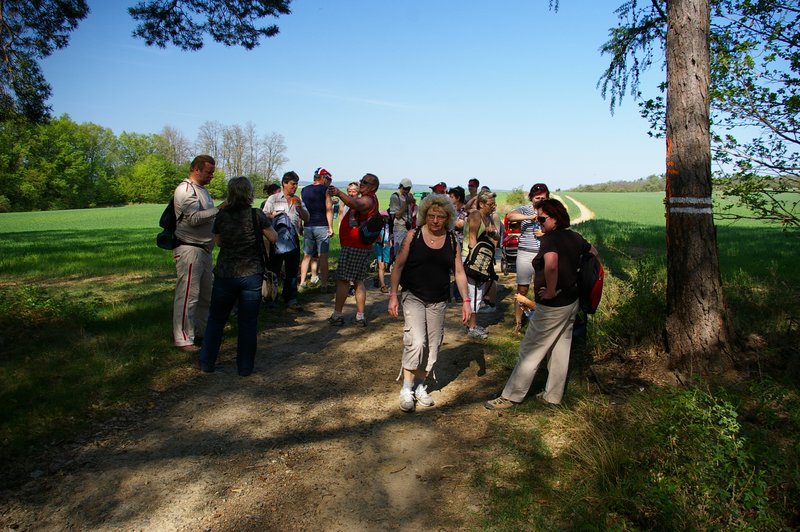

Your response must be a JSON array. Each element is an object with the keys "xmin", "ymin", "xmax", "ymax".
[
  {"xmin": 400, "ymin": 387, "xmax": 416, "ymax": 412},
  {"xmin": 467, "ymin": 327, "xmax": 488, "ymax": 339},
  {"xmin": 414, "ymin": 385, "xmax": 434, "ymax": 407}
]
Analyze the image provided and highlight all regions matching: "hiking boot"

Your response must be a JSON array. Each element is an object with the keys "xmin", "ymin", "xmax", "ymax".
[
  {"xmin": 354, "ymin": 317, "xmax": 367, "ymax": 327},
  {"xmin": 414, "ymin": 385, "xmax": 434, "ymax": 407},
  {"xmin": 467, "ymin": 326, "xmax": 488, "ymax": 339},
  {"xmin": 477, "ymin": 304, "xmax": 496, "ymax": 314},
  {"xmin": 328, "ymin": 315, "xmax": 345, "ymax": 326},
  {"xmin": 399, "ymin": 388, "xmax": 416, "ymax": 412},
  {"xmin": 485, "ymin": 396, "xmax": 516, "ymax": 410},
  {"xmin": 380, "ymin": 286, "xmax": 389, "ymax": 294},
  {"xmin": 309, "ymin": 276, "xmax": 320, "ymax": 287}
]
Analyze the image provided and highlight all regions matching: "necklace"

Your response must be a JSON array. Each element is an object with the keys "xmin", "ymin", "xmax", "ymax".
[{"xmin": 425, "ymin": 229, "xmax": 445, "ymax": 245}]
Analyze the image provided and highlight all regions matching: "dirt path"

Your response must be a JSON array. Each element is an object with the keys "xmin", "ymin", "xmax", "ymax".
[
  {"xmin": 557, "ymin": 194, "xmax": 595, "ymax": 225},
  {"xmin": 1, "ymin": 283, "xmax": 514, "ymax": 530}
]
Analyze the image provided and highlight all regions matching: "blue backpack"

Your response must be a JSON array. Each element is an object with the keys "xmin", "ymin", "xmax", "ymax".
[{"xmin": 272, "ymin": 212, "xmax": 298, "ymax": 254}]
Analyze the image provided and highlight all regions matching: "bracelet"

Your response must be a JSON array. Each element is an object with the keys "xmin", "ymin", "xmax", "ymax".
[
  {"xmin": 389, "ymin": 292, "xmax": 398, "ymax": 296},
  {"xmin": 462, "ymin": 298, "xmax": 472, "ymax": 303}
]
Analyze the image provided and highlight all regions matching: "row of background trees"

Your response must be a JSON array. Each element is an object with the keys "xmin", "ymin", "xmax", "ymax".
[{"xmin": 0, "ymin": 117, "xmax": 287, "ymax": 212}]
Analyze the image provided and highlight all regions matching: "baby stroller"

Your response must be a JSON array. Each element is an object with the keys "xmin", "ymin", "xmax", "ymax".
[{"xmin": 500, "ymin": 213, "xmax": 521, "ymax": 274}]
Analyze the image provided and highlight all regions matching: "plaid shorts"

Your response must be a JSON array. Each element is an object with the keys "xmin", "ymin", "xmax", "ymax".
[{"xmin": 337, "ymin": 246, "xmax": 373, "ymax": 282}]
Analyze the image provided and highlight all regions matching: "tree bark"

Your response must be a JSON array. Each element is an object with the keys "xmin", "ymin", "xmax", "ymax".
[{"xmin": 664, "ymin": 0, "xmax": 734, "ymax": 374}]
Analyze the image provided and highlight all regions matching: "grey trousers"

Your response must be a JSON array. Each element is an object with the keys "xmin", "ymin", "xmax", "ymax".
[
  {"xmin": 501, "ymin": 299, "xmax": 579, "ymax": 404},
  {"xmin": 173, "ymin": 245, "xmax": 213, "ymax": 347},
  {"xmin": 400, "ymin": 291, "xmax": 447, "ymax": 373}
]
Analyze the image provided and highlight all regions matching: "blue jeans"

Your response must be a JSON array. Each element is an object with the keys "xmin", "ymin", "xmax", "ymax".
[{"xmin": 199, "ymin": 273, "xmax": 262, "ymax": 376}]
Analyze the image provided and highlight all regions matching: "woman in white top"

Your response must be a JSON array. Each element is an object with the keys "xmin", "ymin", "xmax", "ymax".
[{"xmin": 506, "ymin": 183, "xmax": 550, "ymax": 333}]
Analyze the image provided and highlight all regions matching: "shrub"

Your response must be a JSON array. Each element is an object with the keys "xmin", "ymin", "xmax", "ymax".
[
  {"xmin": 0, "ymin": 285, "xmax": 99, "ymax": 340},
  {"xmin": 559, "ymin": 387, "xmax": 777, "ymax": 529},
  {"xmin": 504, "ymin": 186, "xmax": 527, "ymax": 207}
]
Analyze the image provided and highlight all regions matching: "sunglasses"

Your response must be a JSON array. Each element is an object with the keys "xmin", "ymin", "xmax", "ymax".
[
  {"xmin": 359, "ymin": 180, "xmax": 374, "ymax": 186},
  {"xmin": 537, "ymin": 216, "xmax": 550, "ymax": 224}
]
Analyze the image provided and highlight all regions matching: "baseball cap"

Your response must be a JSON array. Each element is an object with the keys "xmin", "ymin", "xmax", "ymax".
[
  {"xmin": 468, "ymin": 178, "xmax": 479, "ymax": 187},
  {"xmin": 430, "ymin": 182, "xmax": 447, "ymax": 194},
  {"xmin": 399, "ymin": 178, "xmax": 412, "ymax": 189},
  {"xmin": 531, "ymin": 183, "xmax": 549, "ymax": 193},
  {"xmin": 314, "ymin": 167, "xmax": 332, "ymax": 178}
]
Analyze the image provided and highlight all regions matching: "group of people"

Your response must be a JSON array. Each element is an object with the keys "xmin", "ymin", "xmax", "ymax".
[{"xmin": 169, "ymin": 154, "xmax": 598, "ymax": 413}]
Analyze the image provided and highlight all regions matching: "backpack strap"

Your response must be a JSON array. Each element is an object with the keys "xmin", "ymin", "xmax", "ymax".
[
  {"xmin": 251, "ymin": 208, "xmax": 269, "ymax": 267},
  {"xmin": 448, "ymin": 230, "xmax": 458, "ymax": 258}
]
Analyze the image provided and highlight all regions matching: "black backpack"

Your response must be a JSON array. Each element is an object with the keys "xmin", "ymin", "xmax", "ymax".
[
  {"xmin": 577, "ymin": 248, "xmax": 604, "ymax": 314},
  {"xmin": 156, "ymin": 195, "xmax": 204, "ymax": 250},
  {"xmin": 463, "ymin": 232, "xmax": 495, "ymax": 282},
  {"xmin": 357, "ymin": 196, "xmax": 384, "ymax": 245},
  {"xmin": 156, "ymin": 197, "xmax": 181, "ymax": 250}
]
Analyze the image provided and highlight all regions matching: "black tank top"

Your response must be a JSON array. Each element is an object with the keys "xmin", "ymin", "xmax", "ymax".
[{"xmin": 400, "ymin": 229, "xmax": 455, "ymax": 303}]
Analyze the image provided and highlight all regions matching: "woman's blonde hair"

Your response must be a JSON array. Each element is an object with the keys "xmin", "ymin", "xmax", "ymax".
[
  {"xmin": 416, "ymin": 193, "xmax": 457, "ymax": 231},
  {"xmin": 477, "ymin": 190, "xmax": 496, "ymax": 207}
]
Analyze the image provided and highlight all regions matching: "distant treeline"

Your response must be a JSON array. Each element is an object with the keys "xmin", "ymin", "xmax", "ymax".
[
  {"xmin": 0, "ymin": 115, "xmax": 287, "ymax": 213},
  {"xmin": 569, "ymin": 174, "xmax": 666, "ymax": 192}
]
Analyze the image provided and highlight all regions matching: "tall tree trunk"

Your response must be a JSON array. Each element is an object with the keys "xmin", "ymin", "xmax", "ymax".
[{"xmin": 664, "ymin": 0, "xmax": 734, "ymax": 375}]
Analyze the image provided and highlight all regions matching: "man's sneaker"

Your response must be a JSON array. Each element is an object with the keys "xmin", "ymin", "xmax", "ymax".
[
  {"xmin": 328, "ymin": 315, "xmax": 344, "ymax": 326},
  {"xmin": 414, "ymin": 385, "xmax": 435, "ymax": 407},
  {"xmin": 354, "ymin": 317, "xmax": 367, "ymax": 327},
  {"xmin": 485, "ymin": 396, "xmax": 516, "ymax": 410},
  {"xmin": 399, "ymin": 388, "xmax": 416, "ymax": 412},
  {"xmin": 467, "ymin": 326, "xmax": 488, "ymax": 339}
]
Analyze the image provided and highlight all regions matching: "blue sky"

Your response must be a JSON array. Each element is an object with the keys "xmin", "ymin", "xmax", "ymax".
[{"xmin": 42, "ymin": 0, "xmax": 666, "ymax": 191}]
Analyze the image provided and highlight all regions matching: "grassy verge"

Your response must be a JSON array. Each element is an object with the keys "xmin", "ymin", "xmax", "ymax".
[
  {"xmin": 476, "ymin": 381, "xmax": 800, "ymax": 528},
  {"xmin": 473, "ymin": 192, "xmax": 800, "ymax": 528}
]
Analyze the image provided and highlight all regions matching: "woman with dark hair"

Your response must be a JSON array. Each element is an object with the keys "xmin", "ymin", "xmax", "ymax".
[
  {"xmin": 485, "ymin": 198, "xmax": 598, "ymax": 409},
  {"xmin": 198, "ymin": 177, "xmax": 277, "ymax": 376},
  {"xmin": 506, "ymin": 183, "xmax": 550, "ymax": 333}
]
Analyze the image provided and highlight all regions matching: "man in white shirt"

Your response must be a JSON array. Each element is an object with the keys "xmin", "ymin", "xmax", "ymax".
[{"xmin": 262, "ymin": 171, "xmax": 309, "ymax": 310}]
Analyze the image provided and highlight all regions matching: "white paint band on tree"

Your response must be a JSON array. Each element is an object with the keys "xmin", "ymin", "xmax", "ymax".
[
  {"xmin": 667, "ymin": 196, "xmax": 714, "ymax": 214},
  {"xmin": 669, "ymin": 207, "xmax": 714, "ymax": 214},
  {"xmin": 667, "ymin": 196, "xmax": 713, "ymax": 205}
]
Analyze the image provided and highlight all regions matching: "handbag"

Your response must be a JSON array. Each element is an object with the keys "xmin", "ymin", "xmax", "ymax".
[{"xmin": 251, "ymin": 209, "xmax": 279, "ymax": 302}]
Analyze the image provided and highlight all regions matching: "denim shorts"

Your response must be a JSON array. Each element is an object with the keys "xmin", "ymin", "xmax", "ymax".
[
  {"xmin": 374, "ymin": 243, "xmax": 391, "ymax": 263},
  {"xmin": 302, "ymin": 225, "xmax": 330, "ymax": 255}
]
